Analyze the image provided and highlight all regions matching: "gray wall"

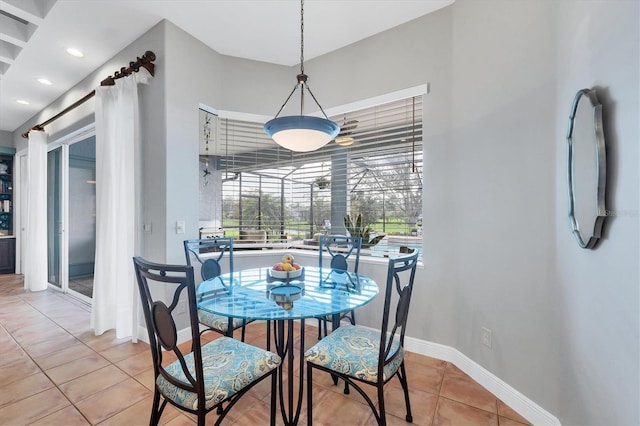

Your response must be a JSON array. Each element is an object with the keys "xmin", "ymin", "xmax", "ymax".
[
  {"xmin": 555, "ymin": 1, "xmax": 639, "ymax": 424},
  {"xmin": 161, "ymin": 22, "xmax": 290, "ymax": 263},
  {"xmin": 10, "ymin": 0, "xmax": 639, "ymax": 423},
  {"xmin": 446, "ymin": 0, "xmax": 559, "ymax": 412},
  {"xmin": 0, "ymin": 130, "xmax": 13, "ymax": 148},
  {"xmin": 295, "ymin": 1, "xmax": 639, "ymax": 422}
]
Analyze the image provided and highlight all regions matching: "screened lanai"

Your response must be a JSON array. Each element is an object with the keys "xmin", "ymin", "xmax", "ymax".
[{"xmin": 199, "ymin": 96, "xmax": 423, "ymax": 255}]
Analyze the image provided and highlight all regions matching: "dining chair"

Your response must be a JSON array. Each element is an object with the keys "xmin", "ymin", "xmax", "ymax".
[
  {"xmin": 132, "ymin": 256, "xmax": 281, "ymax": 426},
  {"xmin": 317, "ymin": 235, "xmax": 362, "ymax": 339},
  {"xmin": 305, "ymin": 250, "xmax": 420, "ymax": 426},
  {"xmin": 183, "ymin": 238, "xmax": 253, "ymax": 341}
]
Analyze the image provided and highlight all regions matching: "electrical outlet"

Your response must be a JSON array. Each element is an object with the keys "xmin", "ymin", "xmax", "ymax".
[{"xmin": 481, "ymin": 327, "xmax": 492, "ymax": 349}]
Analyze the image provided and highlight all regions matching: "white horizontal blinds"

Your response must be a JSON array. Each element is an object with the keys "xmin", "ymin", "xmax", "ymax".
[
  {"xmin": 334, "ymin": 96, "xmax": 423, "ymax": 237},
  {"xmin": 219, "ymin": 118, "xmax": 294, "ymax": 238},
  {"xmin": 287, "ymin": 160, "xmax": 331, "ymax": 238},
  {"xmin": 218, "ymin": 95, "xmax": 423, "ymax": 241}
]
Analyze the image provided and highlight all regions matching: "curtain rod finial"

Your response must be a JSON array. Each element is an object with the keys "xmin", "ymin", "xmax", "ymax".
[
  {"xmin": 141, "ymin": 51, "xmax": 156, "ymax": 76},
  {"xmin": 21, "ymin": 125, "xmax": 44, "ymax": 139}
]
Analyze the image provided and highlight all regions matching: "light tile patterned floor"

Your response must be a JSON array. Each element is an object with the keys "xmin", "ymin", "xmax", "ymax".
[{"xmin": 0, "ymin": 274, "xmax": 531, "ymax": 425}]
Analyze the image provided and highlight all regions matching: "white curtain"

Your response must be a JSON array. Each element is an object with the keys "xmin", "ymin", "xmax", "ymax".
[
  {"xmin": 24, "ymin": 131, "xmax": 48, "ymax": 292},
  {"xmin": 91, "ymin": 70, "xmax": 148, "ymax": 338}
]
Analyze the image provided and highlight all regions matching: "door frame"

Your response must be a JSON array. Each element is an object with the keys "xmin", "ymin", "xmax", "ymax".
[
  {"xmin": 15, "ymin": 124, "xmax": 95, "ymax": 302},
  {"xmin": 14, "ymin": 148, "xmax": 25, "ymax": 275},
  {"xmin": 51, "ymin": 124, "xmax": 95, "ymax": 302}
]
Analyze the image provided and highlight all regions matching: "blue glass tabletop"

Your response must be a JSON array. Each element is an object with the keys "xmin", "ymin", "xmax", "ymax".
[{"xmin": 196, "ymin": 267, "xmax": 379, "ymax": 321}]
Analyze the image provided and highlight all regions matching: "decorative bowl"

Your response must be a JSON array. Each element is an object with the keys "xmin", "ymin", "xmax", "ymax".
[
  {"xmin": 269, "ymin": 267, "xmax": 303, "ymax": 279},
  {"xmin": 269, "ymin": 284, "xmax": 304, "ymax": 310}
]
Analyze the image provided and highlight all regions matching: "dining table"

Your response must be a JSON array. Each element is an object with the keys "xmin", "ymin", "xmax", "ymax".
[{"xmin": 196, "ymin": 265, "xmax": 379, "ymax": 426}]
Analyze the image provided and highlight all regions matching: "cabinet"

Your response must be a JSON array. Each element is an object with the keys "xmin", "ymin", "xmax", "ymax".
[
  {"xmin": 0, "ymin": 238, "xmax": 15, "ymax": 274},
  {"xmin": 0, "ymin": 155, "xmax": 12, "ymax": 237},
  {"xmin": 0, "ymin": 154, "xmax": 14, "ymax": 274}
]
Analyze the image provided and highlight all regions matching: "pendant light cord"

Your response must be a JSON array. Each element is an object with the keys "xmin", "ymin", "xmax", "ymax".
[
  {"xmin": 271, "ymin": 0, "xmax": 331, "ymax": 120},
  {"xmin": 300, "ymin": 0, "xmax": 305, "ymax": 75},
  {"xmin": 299, "ymin": 0, "xmax": 305, "ymax": 115}
]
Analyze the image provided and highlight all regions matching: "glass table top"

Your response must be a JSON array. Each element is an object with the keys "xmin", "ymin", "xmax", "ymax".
[{"xmin": 196, "ymin": 266, "xmax": 379, "ymax": 321}]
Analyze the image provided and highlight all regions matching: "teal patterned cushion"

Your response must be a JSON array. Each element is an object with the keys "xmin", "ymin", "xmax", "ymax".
[
  {"xmin": 304, "ymin": 325, "xmax": 404, "ymax": 383},
  {"xmin": 197, "ymin": 309, "xmax": 245, "ymax": 333},
  {"xmin": 157, "ymin": 337, "xmax": 281, "ymax": 410}
]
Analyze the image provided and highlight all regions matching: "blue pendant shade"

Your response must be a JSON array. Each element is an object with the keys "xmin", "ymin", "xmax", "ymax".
[{"xmin": 264, "ymin": 115, "xmax": 340, "ymax": 152}]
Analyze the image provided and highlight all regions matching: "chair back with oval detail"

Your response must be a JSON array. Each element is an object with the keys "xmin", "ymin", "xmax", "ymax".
[
  {"xmin": 184, "ymin": 237, "xmax": 233, "ymax": 281},
  {"xmin": 317, "ymin": 235, "xmax": 363, "ymax": 339},
  {"xmin": 319, "ymin": 235, "xmax": 362, "ymax": 273},
  {"xmin": 133, "ymin": 256, "xmax": 280, "ymax": 426},
  {"xmin": 305, "ymin": 250, "xmax": 420, "ymax": 426},
  {"xmin": 378, "ymin": 251, "xmax": 420, "ymax": 385},
  {"xmin": 183, "ymin": 238, "xmax": 253, "ymax": 341}
]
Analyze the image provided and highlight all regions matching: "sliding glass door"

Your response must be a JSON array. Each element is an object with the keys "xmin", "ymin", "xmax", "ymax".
[
  {"xmin": 47, "ymin": 147, "xmax": 63, "ymax": 289},
  {"xmin": 46, "ymin": 131, "xmax": 96, "ymax": 300},
  {"xmin": 67, "ymin": 138, "xmax": 96, "ymax": 297}
]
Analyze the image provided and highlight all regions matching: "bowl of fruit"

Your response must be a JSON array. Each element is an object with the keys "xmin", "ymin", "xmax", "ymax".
[{"xmin": 270, "ymin": 253, "xmax": 303, "ymax": 279}]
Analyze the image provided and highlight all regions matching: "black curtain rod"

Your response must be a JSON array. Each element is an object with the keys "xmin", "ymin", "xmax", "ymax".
[{"xmin": 21, "ymin": 50, "xmax": 156, "ymax": 138}]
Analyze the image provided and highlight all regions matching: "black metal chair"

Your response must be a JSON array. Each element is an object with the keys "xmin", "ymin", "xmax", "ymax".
[
  {"xmin": 132, "ymin": 256, "xmax": 281, "ymax": 426},
  {"xmin": 317, "ymin": 235, "xmax": 362, "ymax": 339},
  {"xmin": 305, "ymin": 250, "xmax": 420, "ymax": 425},
  {"xmin": 184, "ymin": 238, "xmax": 253, "ymax": 341}
]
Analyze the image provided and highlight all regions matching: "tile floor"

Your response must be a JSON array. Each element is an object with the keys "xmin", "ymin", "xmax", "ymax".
[{"xmin": 0, "ymin": 274, "xmax": 531, "ymax": 425}]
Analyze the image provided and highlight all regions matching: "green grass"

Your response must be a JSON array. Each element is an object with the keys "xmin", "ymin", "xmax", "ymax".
[{"xmin": 220, "ymin": 218, "xmax": 416, "ymax": 238}]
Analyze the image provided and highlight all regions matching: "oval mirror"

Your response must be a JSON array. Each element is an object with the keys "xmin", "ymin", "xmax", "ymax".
[{"xmin": 566, "ymin": 88, "xmax": 607, "ymax": 249}]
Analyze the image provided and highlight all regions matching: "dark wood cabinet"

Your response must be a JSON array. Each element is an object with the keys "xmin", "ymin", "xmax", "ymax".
[
  {"xmin": 0, "ymin": 238, "xmax": 15, "ymax": 274},
  {"xmin": 0, "ymin": 154, "xmax": 15, "ymax": 274}
]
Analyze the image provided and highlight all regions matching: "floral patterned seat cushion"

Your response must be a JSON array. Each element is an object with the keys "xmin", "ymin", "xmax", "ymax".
[
  {"xmin": 304, "ymin": 325, "xmax": 404, "ymax": 383},
  {"xmin": 157, "ymin": 337, "xmax": 281, "ymax": 410},
  {"xmin": 197, "ymin": 309, "xmax": 245, "ymax": 333}
]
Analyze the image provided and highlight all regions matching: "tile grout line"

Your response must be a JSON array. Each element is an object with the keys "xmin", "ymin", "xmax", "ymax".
[
  {"xmin": 0, "ymin": 312, "xmax": 93, "ymax": 425},
  {"xmin": 1, "ymin": 289, "xmax": 145, "ymax": 425},
  {"xmin": 3, "ymin": 278, "xmax": 528, "ymax": 425},
  {"xmin": 0, "ymin": 280, "xmax": 147, "ymax": 425},
  {"xmin": 428, "ymin": 360, "xmax": 448, "ymax": 425}
]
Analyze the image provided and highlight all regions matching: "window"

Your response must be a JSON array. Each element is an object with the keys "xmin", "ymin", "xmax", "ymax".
[{"xmin": 199, "ymin": 95, "xmax": 423, "ymax": 256}]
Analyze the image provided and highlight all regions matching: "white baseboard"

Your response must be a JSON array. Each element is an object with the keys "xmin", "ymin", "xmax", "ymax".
[
  {"xmin": 136, "ymin": 324, "xmax": 199, "ymax": 346},
  {"xmin": 138, "ymin": 322, "xmax": 559, "ymax": 425},
  {"xmin": 405, "ymin": 336, "xmax": 561, "ymax": 426},
  {"xmin": 136, "ymin": 325, "xmax": 149, "ymax": 344}
]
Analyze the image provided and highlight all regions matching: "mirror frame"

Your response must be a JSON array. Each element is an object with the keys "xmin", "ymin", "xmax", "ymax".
[{"xmin": 566, "ymin": 88, "xmax": 607, "ymax": 249}]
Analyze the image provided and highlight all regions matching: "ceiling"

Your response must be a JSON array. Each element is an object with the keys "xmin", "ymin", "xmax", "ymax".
[{"xmin": 0, "ymin": 0, "xmax": 453, "ymax": 134}]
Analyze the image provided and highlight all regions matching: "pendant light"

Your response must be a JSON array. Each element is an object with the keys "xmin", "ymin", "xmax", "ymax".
[{"xmin": 264, "ymin": 0, "xmax": 340, "ymax": 152}]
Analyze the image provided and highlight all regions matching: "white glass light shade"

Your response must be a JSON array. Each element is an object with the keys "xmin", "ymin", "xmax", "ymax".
[{"xmin": 264, "ymin": 116, "xmax": 340, "ymax": 152}]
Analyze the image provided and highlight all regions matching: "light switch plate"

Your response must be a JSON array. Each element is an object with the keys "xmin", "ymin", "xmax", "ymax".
[{"xmin": 176, "ymin": 220, "xmax": 185, "ymax": 234}]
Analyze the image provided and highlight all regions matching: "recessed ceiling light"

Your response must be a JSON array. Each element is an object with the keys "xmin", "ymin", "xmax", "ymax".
[
  {"xmin": 37, "ymin": 78, "xmax": 52, "ymax": 86},
  {"xmin": 16, "ymin": 100, "xmax": 29, "ymax": 105},
  {"xmin": 66, "ymin": 47, "xmax": 84, "ymax": 58}
]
